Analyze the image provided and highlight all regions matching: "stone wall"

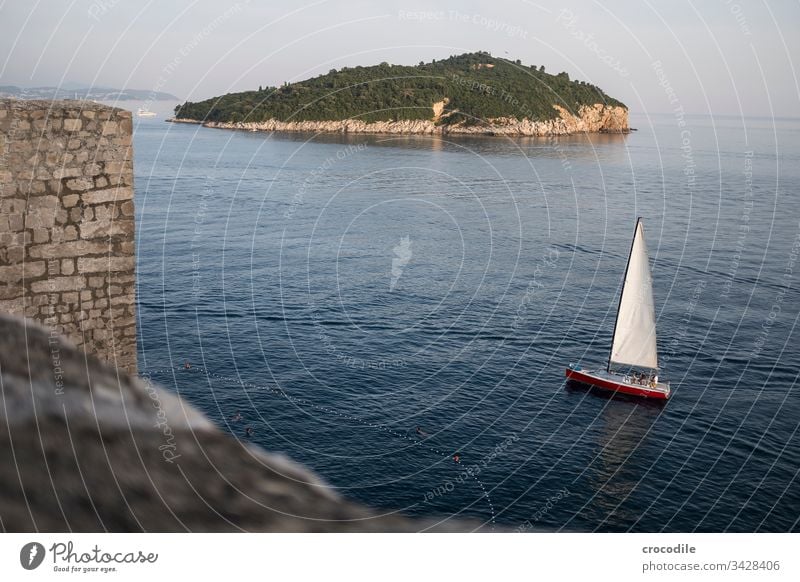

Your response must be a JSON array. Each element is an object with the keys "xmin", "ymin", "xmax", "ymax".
[{"xmin": 0, "ymin": 99, "xmax": 136, "ymax": 373}]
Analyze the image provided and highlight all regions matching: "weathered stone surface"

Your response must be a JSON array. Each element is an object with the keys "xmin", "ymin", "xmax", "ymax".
[
  {"xmin": 79, "ymin": 218, "xmax": 131, "ymax": 240},
  {"xmin": 188, "ymin": 103, "xmax": 630, "ymax": 137},
  {"xmin": 30, "ymin": 275, "xmax": 85, "ymax": 293},
  {"xmin": 77, "ymin": 256, "xmax": 135, "ymax": 273},
  {"xmin": 62, "ymin": 118, "xmax": 82, "ymax": 131},
  {"xmin": 82, "ymin": 186, "xmax": 134, "ymax": 205},
  {"xmin": 0, "ymin": 261, "xmax": 46, "ymax": 282},
  {"xmin": 0, "ymin": 315, "xmax": 482, "ymax": 532},
  {"xmin": 29, "ymin": 239, "xmax": 109, "ymax": 259},
  {"xmin": 66, "ymin": 177, "xmax": 94, "ymax": 191},
  {"xmin": 0, "ymin": 99, "xmax": 136, "ymax": 373}
]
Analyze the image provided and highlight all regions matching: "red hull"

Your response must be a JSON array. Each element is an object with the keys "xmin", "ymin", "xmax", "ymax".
[{"xmin": 565, "ymin": 368, "xmax": 669, "ymax": 400}]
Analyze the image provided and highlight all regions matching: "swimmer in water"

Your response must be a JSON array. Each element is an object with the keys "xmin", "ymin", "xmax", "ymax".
[
  {"xmin": 184, "ymin": 361, "xmax": 191, "ymax": 369},
  {"xmin": 231, "ymin": 412, "xmax": 242, "ymax": 422},
  {"xmin": 453, "ymin": 453, "xmax": 460, "ymax": 463},
  {"xmin": 245, "ymin": 426, "xmax": 253, "ymax": 437},
  {"xmin": 415, "ymin": 426, "xmax": 429, "ymax": 438}
]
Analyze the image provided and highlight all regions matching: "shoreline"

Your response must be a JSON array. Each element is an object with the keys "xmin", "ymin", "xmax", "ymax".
[{"xmin": 167, "ymin": 104, "xmax": 630, "ymax": 137}]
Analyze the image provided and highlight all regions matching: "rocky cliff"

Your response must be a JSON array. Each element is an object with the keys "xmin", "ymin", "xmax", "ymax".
[{"xmin": 173, "ymin": 103, "xmax": 628, "ymax": 137}]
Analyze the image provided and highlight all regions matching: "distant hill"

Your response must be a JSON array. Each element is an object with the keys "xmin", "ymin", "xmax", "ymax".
[
  {"xmin": 0, "ymin": 85, "xmax": 179, "ymax": 101},
  {"xmin": 173, "ymin": 52, "xmax": 625, "ymax": 128}
]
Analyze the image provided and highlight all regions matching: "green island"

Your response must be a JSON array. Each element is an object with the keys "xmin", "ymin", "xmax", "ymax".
[{"xmin": 173, "ymin": 52, "xmax": 629, "ymax": 136}]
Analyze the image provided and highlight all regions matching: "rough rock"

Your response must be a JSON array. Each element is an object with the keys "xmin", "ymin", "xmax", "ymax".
[
  {"xmin": 0, "ymin": 314, "xmax": 484, "ymax": 532},
  {"xmin": 171, "ymin": 103, "xmax": 629, "ymax": 137}
]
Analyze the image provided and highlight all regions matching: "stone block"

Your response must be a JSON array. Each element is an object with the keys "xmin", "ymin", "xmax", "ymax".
[
  {"xmin": 24, "ymin": 211, "xmax": 56, "ymax": 229},
  {"xmin": 92, "ymin": 204, "xmax": 117, "ymax": 222},
  {"xmin": 120, "ymin": 201, "xmax": 134, "ymax": 216},
  {"xmin": 104, "ymin": 161, "xmax": 128, "ymax": 175},
  {"xmin": 1, "ymin": 199, "xmax": 26, "ymax": 214},
  {"xmin": 82, "ymin": 187, "xmax": 133, "ymax": 205},
  {"xmin": 46, "ymin": 179, "xmax": 63, "ymax": 194},
  {"xmin": 27, "ymin": 181, "xmax": 47, "ymax": 195},
  {"xmin": 83, "ymin": 163, "xmax": 103, "ymax": 176},
  {"xmin": 30, "ymin": 275, "xmax": 86, "ymax": 294},
  {"xmin": 66, "ymin": 177, "xmax": 94, "ymax": 191},
  {"xmin": 63, "ymin": 119, "xmax": 82, "ymax": 132},
  {"xmin": 26, "ymin": 195, "xmax": 59, "ymax": 212},
  {"xmin": 53, "ymin": 167, "xmax": 82, "ymax": 179},
  {"xmin": 77, "ymin": 256, "xmax": 134, "ymax": 274},
  {"xmin": 33, "ymin": 229, "xmax": 50, "ymax": 244},
  {"xmin": 62, "ymin": 194, "xmax": 80, "ymax": 208},
  {"xmin": 110, "ymin": 294, "xmax": 133, "ymax": 306},
  {"xmin": 79, "ymin": 219, "xmax": 131, "ymax": 240},
  {"xmin": 101, "ymin": 121, "xmax": 118, "ymax": 136},
  {"xmin": 29, "ymin": 240, "xmax": 109, "ymax": 260},
  {"xmin": 8, "ymin": 214, "xmax": 24, "ymax": 232},
  {"xmin": 0, "ymin": 297, "xmax": 25, "ymax": 314},
  {"xmin": 0, "ymin": 261, "xmax": 46, "ymax": 284},
  {"xmin": 63, "ymin": 225, "xmax": 78, "ymax": 241},
  {"xmin": 5, "ymin": 246, "xmax": 24, "ymax": 263}
]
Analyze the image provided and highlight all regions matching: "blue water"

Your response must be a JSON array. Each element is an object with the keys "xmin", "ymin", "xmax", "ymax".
[{"xmin": 134, "ymin": 113, "xmax": 800, "ymax": 531}]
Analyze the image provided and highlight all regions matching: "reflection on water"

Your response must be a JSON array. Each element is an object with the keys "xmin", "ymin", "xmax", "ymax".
[
  {"xmin": 234, "ymin": 127, "xmax": 630, "ymax": 162},
  {"xmin": 587, "ymin": 400, "xmax": 661, "ymax": 529}
]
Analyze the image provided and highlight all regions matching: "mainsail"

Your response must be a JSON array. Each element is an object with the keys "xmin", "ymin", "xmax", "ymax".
[{"xmin": 608, "ymin": 218, "xmax": 659, "ymax": 370}]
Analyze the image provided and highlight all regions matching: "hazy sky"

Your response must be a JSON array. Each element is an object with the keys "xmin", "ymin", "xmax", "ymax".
[{"xmin": 1, "ymin": 0, "xmax": 798, "ymax": 117}]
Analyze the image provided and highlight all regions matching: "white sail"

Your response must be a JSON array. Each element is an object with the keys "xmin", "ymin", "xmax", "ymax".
[{"xmin": 609, "ymin": 219, "xmax": 658, "ymax": 370}]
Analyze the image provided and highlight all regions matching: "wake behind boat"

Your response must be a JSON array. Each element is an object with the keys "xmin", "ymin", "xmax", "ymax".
[{"xmin": 566, "ymin": 218, "xmax": 670, "ymax": 400}]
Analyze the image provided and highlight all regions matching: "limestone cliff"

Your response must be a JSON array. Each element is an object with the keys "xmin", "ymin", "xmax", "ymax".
[{"xmin": 173, "ymin": 103, "xmax": 628, "ymax": 137}]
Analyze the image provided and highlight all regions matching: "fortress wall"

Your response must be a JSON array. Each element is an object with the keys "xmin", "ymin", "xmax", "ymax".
[{"xmin": 0, "ymin": 99, "xmax": 136, "ymax": 373}]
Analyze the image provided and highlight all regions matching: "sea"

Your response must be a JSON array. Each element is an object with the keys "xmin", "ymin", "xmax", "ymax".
[{"xmin": 133, "ymin": 112, "xmax": 800, "ymax": 532}]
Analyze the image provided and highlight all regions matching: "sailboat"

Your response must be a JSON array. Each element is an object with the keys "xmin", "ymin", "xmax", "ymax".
[{"xmin": 565, "ymin": 218, "xmax": 670, "ymax": 400}]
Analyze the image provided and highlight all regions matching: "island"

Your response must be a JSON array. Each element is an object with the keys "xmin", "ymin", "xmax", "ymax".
[{"xmin": 171, "ymin": 52, "xmax": 628, "ymax": 137}]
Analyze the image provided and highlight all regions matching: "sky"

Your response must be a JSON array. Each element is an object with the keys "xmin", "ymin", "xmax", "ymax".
[{"xmin": 0, "ymin": 0, "xmax": 798, "ymax": 117}]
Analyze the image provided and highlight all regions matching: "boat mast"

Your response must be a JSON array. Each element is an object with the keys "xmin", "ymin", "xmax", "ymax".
[{"xmin": 607, "ymin": 217, "xmax": 642, "ymax": 373}]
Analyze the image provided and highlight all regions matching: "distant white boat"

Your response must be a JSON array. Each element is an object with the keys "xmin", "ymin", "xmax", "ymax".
[{"xmin": 137, "ymin": 108, "xmax": 156, "ymax": 118}]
